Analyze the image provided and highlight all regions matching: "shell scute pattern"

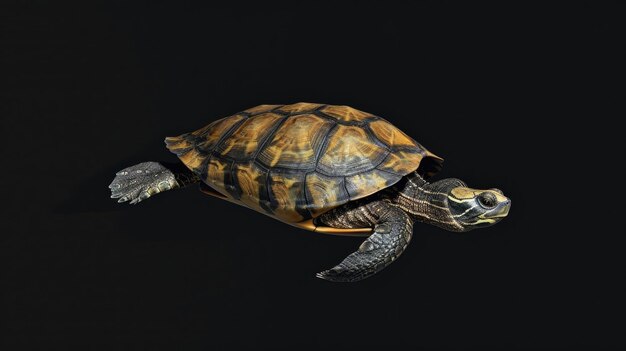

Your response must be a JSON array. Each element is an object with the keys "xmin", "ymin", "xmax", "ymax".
[
  {"xmin": 316, "ymin": 124, "xmax": 389, "ymax": 177},
  {"xmin": 216, "ymin": 112, "xmax": 284, "ymax": 160},
  {"xmin": 257, "ymin": 113, "xmax": 333, "ymax": 170},
  {"xmin": 165, "ymin": 103, "xmax": 438, "ymax": 225}
]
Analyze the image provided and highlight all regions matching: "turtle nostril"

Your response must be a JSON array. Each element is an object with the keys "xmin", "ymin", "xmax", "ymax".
[{"xmin": 500, "ymin": 200, "xmax": 511, "ymax": 215}]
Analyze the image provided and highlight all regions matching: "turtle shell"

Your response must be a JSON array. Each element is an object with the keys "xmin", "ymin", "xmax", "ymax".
[{"xmin": 165, "ymin": 103, "xmax": 442, "ymax": 224}]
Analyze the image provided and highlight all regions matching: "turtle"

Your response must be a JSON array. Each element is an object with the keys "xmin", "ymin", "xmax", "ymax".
[{"xmin": 109, "ymin": 102, "xmax": 511, "ymax": 282}]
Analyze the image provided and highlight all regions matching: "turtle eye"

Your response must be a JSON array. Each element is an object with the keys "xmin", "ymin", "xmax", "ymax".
[{"xmin": 477, "ymin": 192, "xmax": 497, "ymax": 208}]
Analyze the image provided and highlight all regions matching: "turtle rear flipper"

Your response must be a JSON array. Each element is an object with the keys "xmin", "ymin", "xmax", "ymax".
[{"xmin": 109, "ymin": 162, "xmax": 180, "ymax": 204}]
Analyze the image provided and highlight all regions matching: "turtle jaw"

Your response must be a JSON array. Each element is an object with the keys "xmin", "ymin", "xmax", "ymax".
[
  {"xmin": 492, "ymin": 199, "xmax": 511, "ymax": 218},
  {"xmin": 469, "ymin": 198, "xmax": 511, "ymax": 228}
]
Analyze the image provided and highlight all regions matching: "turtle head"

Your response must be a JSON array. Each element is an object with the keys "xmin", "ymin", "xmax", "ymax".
[
  {"xmin": 446, "ymin": 185, "xmax": 511, "ymax": 231},
  {"xmin": 409, "ymin": 177, "xmax": 511, "ymax": 232}
]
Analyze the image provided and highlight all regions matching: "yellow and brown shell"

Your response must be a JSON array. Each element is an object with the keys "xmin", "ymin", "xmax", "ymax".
[{"xmin": 165, "ymin": 103, "xmax": 442, "ymax": 226}]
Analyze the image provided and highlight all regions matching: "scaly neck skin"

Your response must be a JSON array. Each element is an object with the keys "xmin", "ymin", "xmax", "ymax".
[{"xmin": 389, "ymin": 173, "xmax": 465, "ymax": 232}]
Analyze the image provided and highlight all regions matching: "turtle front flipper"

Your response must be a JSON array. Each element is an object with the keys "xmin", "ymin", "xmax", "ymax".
[
  {"xmin": 109, "ymin": 161, "xmax": 197, "ymax": 204},
  {"xmin": 316, "ymin": 205, "xmax": 413, "ymax": 282}
]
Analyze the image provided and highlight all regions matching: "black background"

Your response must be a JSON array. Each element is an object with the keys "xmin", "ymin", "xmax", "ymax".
[{"xmin": 2, "ymin": 1, "xmax": 624, "ymax": 350}]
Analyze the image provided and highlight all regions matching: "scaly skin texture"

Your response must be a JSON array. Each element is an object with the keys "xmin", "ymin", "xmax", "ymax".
[
  {"xmin": 315, "ymin": 201, "xmax": 413, "ymax": 282},
  {"xmin": 109, "ymin": 162, "xmax": 199, "ymax": 204},
  {"xmin": 314, "ymin": 173, "xmax": 477, "ymax": 282}
]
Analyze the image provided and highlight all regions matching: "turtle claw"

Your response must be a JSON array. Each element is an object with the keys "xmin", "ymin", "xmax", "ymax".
[
  {"xmin": 315, "ymin": 271, "xmax": 330, "ymax": 280},
  {"xmin": 109, "ymin": 162, "xmax": 178, "ymax": 205},
  {"xmin": 315, "ymin": 267, "xmax": 347, "ymax": 282}
]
